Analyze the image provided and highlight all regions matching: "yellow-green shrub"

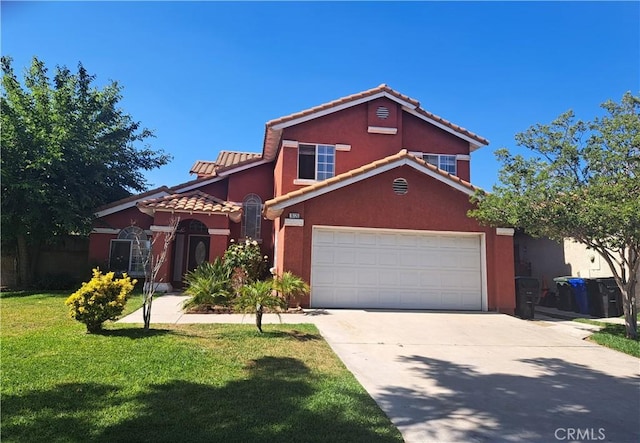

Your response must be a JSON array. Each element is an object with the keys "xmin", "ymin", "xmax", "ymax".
[{"xmin": 65, "ymin": 268, "xmax": 136, "ymax": 333}]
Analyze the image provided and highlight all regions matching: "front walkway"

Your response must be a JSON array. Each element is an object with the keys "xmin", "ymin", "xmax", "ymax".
[{"xmin": 117, "ymin": 294, "xmax": 316, "ymax": 325}]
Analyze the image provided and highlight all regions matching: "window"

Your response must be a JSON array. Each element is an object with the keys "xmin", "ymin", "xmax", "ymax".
[
  {"xmin": 422, "ymin": 154, "xmax": 457, "ymax": 175},
  {"xmin": 298, "ymin": 144, "xmax": 335, "ymax": 180},
  {"xmin": 242, "ymin": 194, "xmax": 262, "ymax": 240},
  {"xmin": 109, "ymin": 226, "xmax": 150, "ymax": 277}
]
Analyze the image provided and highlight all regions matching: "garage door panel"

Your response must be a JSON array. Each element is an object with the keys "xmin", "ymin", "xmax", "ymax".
[{"xmin": 312, "ymin": 228, "xmax": 482, "ymax": 310}]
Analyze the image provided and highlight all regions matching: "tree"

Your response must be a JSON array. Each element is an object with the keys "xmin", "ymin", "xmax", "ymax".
[
  {"xmin": 138, "ymin": 217, "xmax": 179, "ymax": 330},
  {"xmin": 469, "ymin": 92, "xmax": 639, "ymax": 339},
  {"xmin": 234, "ymin": 280, "xmax": 286, "ymax": 333},
  {"xmin": 1, "ymin": 56, "xmax": 170, "ymax": 286}
]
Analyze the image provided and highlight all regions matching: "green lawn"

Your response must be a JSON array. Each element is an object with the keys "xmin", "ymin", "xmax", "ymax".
[
  {"xmin": 574, "ymin": 318, "xmax": 640, "ymax": 358},
  {"xmin": 1, "ymin": 292, "xmax": 402, "ymax": 443}
]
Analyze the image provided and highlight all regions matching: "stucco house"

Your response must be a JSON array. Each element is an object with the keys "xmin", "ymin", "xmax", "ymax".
[{"xmin": 89, "ymin": 84, "xmax": 515, "ymax": 312}]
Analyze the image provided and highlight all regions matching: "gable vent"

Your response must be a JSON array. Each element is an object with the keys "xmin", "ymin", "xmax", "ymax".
[
  {"xmin": 376, "ymin": 106, "xmax": 390, "ymax": 119},
  {"xmin": 392, "ymin": 178, "xmax": 408, "ymax": 195}
]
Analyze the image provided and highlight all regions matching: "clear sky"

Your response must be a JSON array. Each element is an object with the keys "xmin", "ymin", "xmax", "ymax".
[{"xmin": 2, "ymin": 1, "xmax": 638, "ymax": 191}]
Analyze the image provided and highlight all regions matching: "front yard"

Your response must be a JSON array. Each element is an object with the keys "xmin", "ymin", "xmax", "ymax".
[{"xmin": 1, "ymin": 292, "xmax": 402, "ymax": 442}]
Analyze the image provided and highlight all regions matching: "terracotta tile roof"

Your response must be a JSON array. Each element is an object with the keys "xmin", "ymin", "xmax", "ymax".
[
  {"xmin": 190, "ymin": 151, "xmax": 262, "ymax": 176},
  {"xmin": 263, "ymin": 150, "xmax": 480, "ymax": 219},
  {"xmin": 262, "ymin": 84, "xmax": 489, "ymax": 161},
  {"xmin": 95, "ymin": 186, "xmax": 171, "ymax": 212},
  {"xmin": 137, "ymin": 190, "xmax": 242, "ymax": 222}
]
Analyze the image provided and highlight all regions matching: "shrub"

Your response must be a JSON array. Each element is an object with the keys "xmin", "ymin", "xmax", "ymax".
[
  {"xmin": 223, "ymin": 239, "xmax": 269, "ymax": 284},
  {"xmin": 183, "ymin": 258, "xmax": 232, "ymax": 310},
  {"xmin": 273, "ymin": 271, "xmax": 310, "ymax": 308},
  {"xmin": 65, "ymin": 268, "xmax": 136, "ymax": 333}
]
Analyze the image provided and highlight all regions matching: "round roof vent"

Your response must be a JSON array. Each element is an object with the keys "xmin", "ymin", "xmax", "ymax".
[
  {"xmin": 393, "ymin": 178, "xmax": 408, "ymax": 195},
  {"xmin": 376, "ymin": 106, "xmax": 390, "ymax": 120}
]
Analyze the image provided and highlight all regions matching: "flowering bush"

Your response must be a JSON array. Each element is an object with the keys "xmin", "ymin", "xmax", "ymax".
[
  {"xmin": 65, "ymin": 268, "xmax": 136, "ymax": 333},
  {"xmin": 223, "ymin": 239, "xmax": 269, "ymax": 284}
]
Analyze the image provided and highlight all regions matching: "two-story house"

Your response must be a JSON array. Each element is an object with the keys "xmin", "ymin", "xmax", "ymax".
[{"xmin": 89, "ymin": 84, "xmax": 515, "ymax": 312}]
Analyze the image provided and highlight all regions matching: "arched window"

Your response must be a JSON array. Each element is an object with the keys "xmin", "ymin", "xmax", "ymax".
[
  {"xmin": 242, "ymin": 194, "xmax": 262, "ymax": 240},
  {"xmin": 109, "ymin": 226, "xmax": 150, "ymax": 276}
]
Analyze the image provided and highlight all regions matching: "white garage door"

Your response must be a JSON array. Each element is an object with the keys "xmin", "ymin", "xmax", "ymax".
[{"xmin": 311, "ymin": 226, "xmax": 484, "ymax": 310}]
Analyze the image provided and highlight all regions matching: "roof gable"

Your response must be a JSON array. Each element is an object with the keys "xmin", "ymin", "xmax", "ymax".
[
  {"xmin": 137, "ymin": 190, "xmax": 242, "ymax": 222},
  {"xmin": 263, "ymin": 150, "xmax": 480, "ymax": 219},
  {"xmin": 94, "ymin": 186, "xmax": 171, "ymax": 218},
  {"xmin": 262, "ymin": 84, "xmax": 489, "ymax": 161}
]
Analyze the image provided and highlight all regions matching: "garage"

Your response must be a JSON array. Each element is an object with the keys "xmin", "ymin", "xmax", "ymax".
[{"xmin": 311, "ymin": 226, "xmax": 485, "ymax": 310}]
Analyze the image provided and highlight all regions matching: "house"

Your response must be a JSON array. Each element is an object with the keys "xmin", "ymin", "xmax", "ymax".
[{"xmin": 88, "ymin": 84, "xmax": 515, "ymax": 312}]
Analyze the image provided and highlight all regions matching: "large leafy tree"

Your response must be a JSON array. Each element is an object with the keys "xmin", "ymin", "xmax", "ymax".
[
  {"xmin": 470, "ymin": 92, "xmax": 639, "ymax": 339},
  {"xmin": 1, "ymin": 56, "xmax": 171, "ymax": 286}
]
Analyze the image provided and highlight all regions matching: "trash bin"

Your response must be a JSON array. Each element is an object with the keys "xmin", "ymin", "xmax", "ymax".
[
  {"xmin": 585, "ymin": 279, "xmax": 604, "ymax": 317},
  {"xmin": 554, "ymin": 277, "xmax": 574, "ymax": 311},
  {"xmin": 515, "ymin": 277, "xmax": 539, "ymax": 319},
  {"xmin": 595, "ymin": 278, "xmax": 623, "ymax": 318},
  {"xmin": 567, "ymin": 278, "xmax": 589, "ymax": 315}
]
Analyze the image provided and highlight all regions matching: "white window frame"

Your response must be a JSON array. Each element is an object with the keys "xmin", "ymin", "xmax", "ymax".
[
  {"xmin": 421, "ymin": 153, "xmax": 457, "ymax": 175},
  {"xmin": 297, "ymin": 143, "xmax": 336, "ymax": 181},
  {"xmin": 241, "ymin": 194, "xmax": 262, "ymax": 241},
  {"xmin": 109, "ymin": 226, "xmax": 151, "ymax": 277}
]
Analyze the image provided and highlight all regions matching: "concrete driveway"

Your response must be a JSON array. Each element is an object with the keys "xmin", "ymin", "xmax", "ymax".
[{"xmin": 309, "ymin": 310, "xmax": 640, "ymax": 443}]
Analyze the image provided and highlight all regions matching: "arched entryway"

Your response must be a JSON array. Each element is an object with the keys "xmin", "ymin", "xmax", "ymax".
[{"xmin": 172, "ymin": 219, "xmax": 211, "ymax": 287}]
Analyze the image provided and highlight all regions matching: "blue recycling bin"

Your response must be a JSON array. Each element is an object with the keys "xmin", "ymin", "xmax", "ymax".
[{"xmin": 567, "ymin": 278, "xmax": 589, "ymax": 315}]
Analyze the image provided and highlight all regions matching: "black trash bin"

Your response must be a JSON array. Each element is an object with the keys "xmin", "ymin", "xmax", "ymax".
[
  {"xmin": 515, "ymin": 277, "xmax": 539, "ymax": 319},
  {"xmin": 586, "ymin": 279, "xmax": 604, "ymax": 317},
  {"xmin": 595, "ymin": 278, "xmax": 623, "ymax": 318},
  {"xmin": 554, "ymin": 277, "xmax": 574, "ymax": 311}
]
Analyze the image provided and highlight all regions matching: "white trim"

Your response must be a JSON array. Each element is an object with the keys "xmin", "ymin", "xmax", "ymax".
[
  {"xmin": 368, "ymin": 126, "xmax": 398, "ymax": 135},
  {"xmin": 456, "ymin": 154, "xmax": 471, "ymax": 161},
  {"xmin": 267, "ymin": 157, "xmax": 475, "ymax": 217},
  {"xmin": 293, "ymin": 178, "xmax": 318, "ymax": 186},
  {"xmin": 91, "ymin": 228, "xmax": 120, "ymax": 235},
  {"xmin": 403, "ymin": 106, "xmax": 487, "ymax": 151},
  {"xmin": 335, "ymin": 144, "xmax": 351, "ymax": 151},
  {"xmin": 150, "ymin": 225, "xmax": 175, "ymax": 233},
  {"xmin": 173, "ymin": 159, "xmax": 270, "ymax": 193},
  {"xmin": 271, "ymin": 91, "xmax": 417, "ymax": 130},
  {"xmin": 284, "ymin": 218, "xmax": 304, "ymax": 227},
  {"xmin": 144, "ymin": 282, "xmax": 172, "ymax": 293},
  {"xmin": 209, "ymin": 228, "xmax": 230, "ymax": 236},
  {"xmin": 95, "ymin": 190, "xmax": 170, "ymax": 218},
  {"xmin": 479, "ymin": 233, "xmax": 488, "ymax": 312},
  {"xmin": 496, "ymin": 228, "xmax": 515, "ymax": 236},
  {"xmin": 282, "ymin": 140, "xmax": 299, "ymax": 148},
  {"xmin": 310, "ymin": 225, "xmax": 487, "ymax": 312}
]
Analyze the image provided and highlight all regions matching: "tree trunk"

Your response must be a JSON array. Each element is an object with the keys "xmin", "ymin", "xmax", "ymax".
[
  {"xmin": 256, "ymin": 303, "xmax": 263, "ymax": 333},
  {"xmin": 143, "ymin": 295, "xmax": 153, "ymax": 330},
  {"xmin": 622, "ymin": 280, "xmax": 638, "ymax": 340}
]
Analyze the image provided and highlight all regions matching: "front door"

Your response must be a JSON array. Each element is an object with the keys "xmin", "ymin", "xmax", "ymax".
[{"xmin": 187, "ymin": 235, "xmax": 210, "ymax": 272}]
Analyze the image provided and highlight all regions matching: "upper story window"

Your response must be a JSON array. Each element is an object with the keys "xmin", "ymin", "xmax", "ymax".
[
  {"xmin": 298, "ymin": 144, "xmax": 335, "ymax": 181},
  {"xmin": 242, "ymin": 194, "xmax": 262, "ymax": 240},
  {"xmin": 423, "ymin": 154, "xmax": 457, "ymax": 175}
]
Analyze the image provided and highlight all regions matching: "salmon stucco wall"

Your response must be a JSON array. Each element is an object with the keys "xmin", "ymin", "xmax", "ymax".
[
  {"xmin": 274, "ymin": 100, "xmax": 474, "ymax": 196},
  {"xmin": 273, "ymin": 166, "xmax": 514, "ymax": 310}
]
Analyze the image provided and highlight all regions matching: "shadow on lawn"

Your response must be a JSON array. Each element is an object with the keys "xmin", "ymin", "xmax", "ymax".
[
  {"xmin": 96, "ymin": 328, "xmax": 173, "ymax": 339},
  {"xmin": 3, "ymin": 357, "xmax": 400, "ymax": 443},
  {"xmin": 375, "ymin": 355, "xmax": 639, "ymax": 443}
]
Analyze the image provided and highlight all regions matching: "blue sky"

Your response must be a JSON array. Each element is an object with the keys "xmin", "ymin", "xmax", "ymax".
[{"xmin": 2, "ymin": 1, "xmax": 638, "ymax": 191}]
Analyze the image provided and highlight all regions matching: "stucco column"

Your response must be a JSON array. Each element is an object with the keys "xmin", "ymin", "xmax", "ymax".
[
  {"xmin": 149, "ymin": 225, "xmax": 175, "ymax": 293},
  {"xmin": 208, "ymin": 228, "xmax": 230, "ymax": 262},
  {"xmin": 493, "ymin": 228, "xmax": 516, "ymax": 314}
]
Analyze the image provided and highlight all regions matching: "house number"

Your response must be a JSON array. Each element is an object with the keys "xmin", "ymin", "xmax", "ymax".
[{"xmin": 288, "ymin": 212, "xmax": 301, "ymax": 219}]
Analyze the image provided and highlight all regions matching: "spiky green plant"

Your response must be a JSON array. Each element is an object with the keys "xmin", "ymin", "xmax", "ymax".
[
  {"xmin": 234, "ymin": 280, "xmax": 286, "ymax": 333},
  {"xmin": 273, "ymin": 271, "xmax": 310, "ymax": 308},
  {"xmin": 182, "ymin": 258, "xmax": 232, "ymax": 310}
]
